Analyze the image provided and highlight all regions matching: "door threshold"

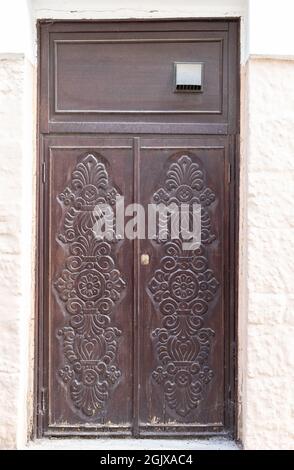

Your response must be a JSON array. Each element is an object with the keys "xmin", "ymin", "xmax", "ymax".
[{"xmin": 26, "ymin": 437, "xmax": 239, "ymax": 450}]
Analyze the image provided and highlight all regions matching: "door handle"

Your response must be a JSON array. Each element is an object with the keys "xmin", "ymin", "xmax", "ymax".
[{"xmin": 140, "ymin": 253, "xmax": 150, "ymax": 266}]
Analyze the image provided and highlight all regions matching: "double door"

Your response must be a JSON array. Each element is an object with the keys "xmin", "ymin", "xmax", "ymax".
[{"xmin": 37, "ymin": 19, "xmax": 238, "ymax": 438}]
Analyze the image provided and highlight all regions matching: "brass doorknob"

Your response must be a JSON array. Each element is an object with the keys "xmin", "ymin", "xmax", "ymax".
[{"xmin": 141, "ymin": 254, "xmax": 150, "ymax": 265}]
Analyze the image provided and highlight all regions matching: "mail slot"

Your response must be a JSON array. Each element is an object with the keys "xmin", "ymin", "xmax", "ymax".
[{"xmin": 174, "ymin": 62, "xmax": 203, "ymax": 92}]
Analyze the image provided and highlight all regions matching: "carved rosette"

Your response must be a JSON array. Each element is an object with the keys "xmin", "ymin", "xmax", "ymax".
[
  {"xmin": 148, "ymin": 155, "xmax": 219, "ymax": 417},
  {"xmin": 54, "ymin": 154, "xmax": 125, "ymax": 417}
]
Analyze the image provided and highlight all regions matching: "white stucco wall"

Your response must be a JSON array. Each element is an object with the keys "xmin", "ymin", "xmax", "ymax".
[
  {"xmin": 0, "ymin": 54, "xmax": 25, "ymax": 449},
  {"xmin": 244, "ymin": 58, "xmax": 294, "ymax": 449},
  {"xmin": 0, "ymin": 0, "xmax": 293, "ymax": 450},
  {"xmin": 0, "ymin": 52, "xmax": 35, "ymax": 449}
]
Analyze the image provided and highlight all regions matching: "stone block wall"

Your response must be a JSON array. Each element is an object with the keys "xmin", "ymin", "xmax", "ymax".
[
  {"xmin": 0, "ymin": 53, "xmax": 35, "ymax": 449},
  {"xmin": 243, "ymin": 58, "xmax": 294, "ymax": 449},
  {"xmin": 0, "ymin": 55, "xmax": 25, "ymax": 448}
]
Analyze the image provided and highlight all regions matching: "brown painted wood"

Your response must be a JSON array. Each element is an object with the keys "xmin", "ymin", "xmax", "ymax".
[
  {"xmin": 138, "ymin": 137, "xmax": 229, "ymax": 435},
  {"xmin": 39, "ymin": 19, "xmax": 234, "ymax": 135},
  {"xmin": 36, "ymin": 19, "xmax": 239, "ymax": 438}
]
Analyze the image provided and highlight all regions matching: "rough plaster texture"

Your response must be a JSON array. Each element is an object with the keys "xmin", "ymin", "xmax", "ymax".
[
  {"xmin": 243, "ymin": 59, "xmax": 294, "ymax": 449},
  {"xmin": 0, "ymin": 55, "xmax": 25, "ymax": 448},
  {"xmin": 0, "ymin": 54, "xmax": 35, "ymax": 449}
]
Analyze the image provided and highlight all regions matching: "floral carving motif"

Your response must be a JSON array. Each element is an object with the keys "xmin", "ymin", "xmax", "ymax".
[
  {"xmin": 149, "ymin": 242, "xmax": 219, "ymax": 318},
  {"xmin": 153, "ymin": 154, "xmax": 216, "ymax": 245},
  {"xmin": 148, "ymin": 154, "xmax": 218, "ymax": 417},
  {"xmin": 54, "ymin": 153, "xmax": 125, "ymax": 417},
  {"xmin": 152, "ymin": 315, "xmax": 215, "ymax": 417}
]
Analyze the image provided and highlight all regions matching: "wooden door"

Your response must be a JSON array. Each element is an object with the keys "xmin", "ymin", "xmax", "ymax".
[
  {"xmin": 137, "ymin": 137, "xmax": 230, "ymax": 436},
  {"xmin": 42, "ymin": 137, "xmax": 134, "ymax": 435},
  {"xmin": 37, "ymin": 20, "xmax": 239, "ymax": 438}
]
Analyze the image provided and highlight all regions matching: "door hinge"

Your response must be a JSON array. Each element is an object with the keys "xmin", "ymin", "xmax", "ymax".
[
  {"xmin": 37, "ymin": 388, "xmax": 47, "ymax": 415},
  {"xmin": 42, "ymin": 162, "xmax": 46, "ymax": 184}
]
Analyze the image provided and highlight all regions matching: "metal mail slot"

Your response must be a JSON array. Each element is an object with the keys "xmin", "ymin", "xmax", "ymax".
[{"xmin": 174, "ymin": 62, "xmax": 203, "ymax": 92}]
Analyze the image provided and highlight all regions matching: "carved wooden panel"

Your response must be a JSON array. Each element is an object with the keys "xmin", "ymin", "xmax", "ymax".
[
  {"xmin": 45, "ymin": 138, "xmax": 134, "ymax": 432},
  {"xmin": 55, "ymin": 154, "xmax": 125, "ymax": 417},
  {"xmin": 138, "ymin": 140, "xmax": 227, "ymax": 433},
  {"xmin": 148, "ymin": 155, "xmax": 219, "ymax": 417}
]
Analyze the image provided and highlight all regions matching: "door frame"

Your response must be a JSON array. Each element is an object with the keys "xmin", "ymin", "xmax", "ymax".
[{"xmin": 34, "ymin": 18, "xmax": 240, "ymax": 440}]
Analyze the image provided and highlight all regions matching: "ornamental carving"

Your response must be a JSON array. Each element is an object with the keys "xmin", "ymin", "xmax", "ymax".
[
  {"xmin": 152, "ymin": 154, "xmax": 216, "ymax": 245},
  {"xmin": 148, "ymin": 154, "xmax": 219, "ymax": 417},
  {"xmin": 54, "ymin": 153, "xmax": 125, "ymax": 417}
]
